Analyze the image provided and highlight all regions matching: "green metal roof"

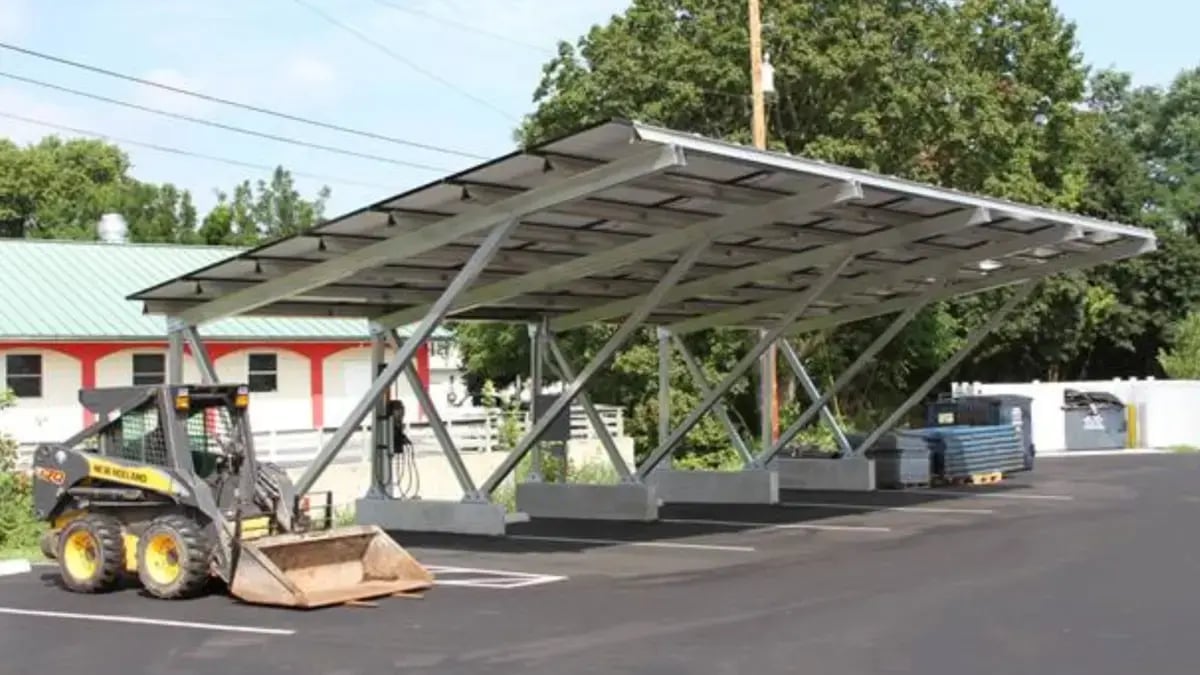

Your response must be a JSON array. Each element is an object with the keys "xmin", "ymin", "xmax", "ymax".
[{"xmin": 0, "ymin": 239, "xmax": 396, "ymax": 340}]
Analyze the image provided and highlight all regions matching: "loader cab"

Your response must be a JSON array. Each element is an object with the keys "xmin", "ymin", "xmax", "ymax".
[{"xmin": 82, "ymin": 384, "xmax": 254, "ymax": 480}]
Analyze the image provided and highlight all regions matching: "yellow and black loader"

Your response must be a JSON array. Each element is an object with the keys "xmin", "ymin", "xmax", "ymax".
[{"xmin": 30, "ymin": 383, "xmax": 433, "ymax": 608}]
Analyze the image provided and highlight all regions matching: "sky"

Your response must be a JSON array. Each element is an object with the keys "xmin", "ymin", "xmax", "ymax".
[{"xmin": 0, "ymin": 0, "xmax": 1195, "ymax": 222}]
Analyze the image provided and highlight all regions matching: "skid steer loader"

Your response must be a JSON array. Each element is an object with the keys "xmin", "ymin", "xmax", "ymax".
[{"xmin": 30, "ymin": 383, "xmax": 434, "ymax": 608}]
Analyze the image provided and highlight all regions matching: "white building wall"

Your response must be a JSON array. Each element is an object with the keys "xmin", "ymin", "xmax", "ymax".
[
  {"xmin": 1, "ymin": 341, "xmax": 467, "ymax": 445},
  {"xmin": 0, "ymin": 348, "xmax": 81, "ymax": 442}
]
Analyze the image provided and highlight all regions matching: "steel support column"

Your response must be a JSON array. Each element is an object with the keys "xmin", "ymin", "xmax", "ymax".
[
  {"xmin": 386, "ymin": 330, "xmax": 485, "ymax": 501},
  {"xmin": 181, "ymin": 326, "xmax": 218, "ymax": 384},
  {"xmin": 528, "ymin": 318, "xmax": 547, "ymax": 482},
  {"xmin": 166, "ymin": 320, "xmax": 186, "ymax": 385},
  {"xmin": 367, "ymin": 327, "xmax": 388, "ymax": 497},
  {"xmin": 759, "ymin": 329, "xmax": 773, "ymax": 451},
  {"xmin": 478, "ymin": 239, "xmax": 713, "ymax": 496},
  {"xmin": 544, "ymin": 333, "xmax": 635, "ymax": 483},
  {"xmin": 657, "ymin": 326, "xmax": 672, "ymax": 471},
  {"xmin": 851, "ymin": 281, "xmax": 1037, "ymax": 455},
  {"xmin": 295, "ymin": 217, "xmax": 522, "ymax": 495},
  {"xmin": 754, "ymin": 277, "xmax": 950, "ymax": 466},
  {"xmin": 671, "ymin": 334, "xmax": 754, "ymax": 464},
  {"xmin": 635, "ymin": 255, "xmax": 854, "ymax": 480},
  {"xmin": 778, "ymin": 340, "xmax": 850, "ymax": 454}
]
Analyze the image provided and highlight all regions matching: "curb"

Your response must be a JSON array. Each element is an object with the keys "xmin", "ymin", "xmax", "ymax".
[{"xmin": 0, "ymin": 559, "xmax": 32, "ymax": 577}]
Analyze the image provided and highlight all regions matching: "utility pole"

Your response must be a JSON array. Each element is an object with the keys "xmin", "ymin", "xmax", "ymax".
[{"xmin": 748, "ymin": 0, "xmax": 780, "ymax": 445}]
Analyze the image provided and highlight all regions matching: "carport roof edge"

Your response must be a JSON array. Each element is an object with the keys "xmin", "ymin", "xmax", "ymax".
[{"xmin": 127, "ymin": 118, "xmax": 1159, "ymax": 330}]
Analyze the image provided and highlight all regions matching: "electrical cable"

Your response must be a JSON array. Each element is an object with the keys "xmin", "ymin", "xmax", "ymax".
[
  {"xmin": 0, "ymin": 109, "xmax": 408, "ymax": 190},
  {"xmin": 369, "ymin": 0, "xmax": 552, "ymax": 55},
  {"xmin": 0, "ymin": 69, "xmax": 461, "ymax": 172},
  {"xmin": 289, "ymin": 0, "xmax": 520, "ymax": 122},
  {"xmin": 0, "ymin": 40, "xmax": 490, "ymax": 161}
]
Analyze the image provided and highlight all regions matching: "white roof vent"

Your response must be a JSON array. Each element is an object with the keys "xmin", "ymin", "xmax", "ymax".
[{"xmin": 97, "ymin": 213, "xmax": 128, "ymax": 244}]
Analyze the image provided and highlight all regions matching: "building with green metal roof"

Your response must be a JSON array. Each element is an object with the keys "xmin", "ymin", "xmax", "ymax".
[{"xmin": 0, "ymin": 238, "xmax": 458, "ymax": 442}]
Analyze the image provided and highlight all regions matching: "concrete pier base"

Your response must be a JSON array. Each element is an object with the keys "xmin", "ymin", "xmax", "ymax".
[
  {"xmin": 516, "ymin": 481, "xmax": 659, "ymax": 521},
  {"xmin": 355, "ymin": 497, "xmax": 510, "ymax": 536},
  {"xmin": 647, "ymin": 469, "xmax": 779, "ymax": 504},
  {"xmin": 769, "ymin": 457, "xmax": 876, "ymax": 491}
]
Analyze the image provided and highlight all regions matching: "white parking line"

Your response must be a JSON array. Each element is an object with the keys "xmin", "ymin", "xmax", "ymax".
[
  {"xmin": 660, "ymin": 518, "xmax": 892, "ymax": 533},
  {"xmin": 779, "ymin": 501, "xmax": 996, "ymax": 515},
  {"xmin": 0, "ymin": 560, "xmax": 32, "ymax": 577},
  {"xmin": 908, "ymin": 489, "xmax": 1074, "ymax": 501},
  {"xmin": 425, "ymin": 564, "xmax": 567, "ymax": 589},
  {"xmin": 507, "ymin": 534, "xmax": 757, "ymax": 552},
  {"xmin": 0, "ymin": 607, "xmax": 294, "ymax": 635}
]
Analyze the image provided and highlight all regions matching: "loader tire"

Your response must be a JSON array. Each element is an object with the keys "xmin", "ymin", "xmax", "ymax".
[
  {"xmin": 137, "ymin": 514, "xmax": 213, "ymax": 600},
  {"xmin": 56, "ymin": 513, "xmax": 124, "ymax": 594}
]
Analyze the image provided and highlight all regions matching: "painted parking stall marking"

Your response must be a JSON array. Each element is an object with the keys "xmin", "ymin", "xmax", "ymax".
[
  {"xmin": 427, "ymin": 564, "xmax": 568, "ymax": 589},
  {"xmin": 0, "ymin": 607, "xmax": 294, "ymax": 636}
]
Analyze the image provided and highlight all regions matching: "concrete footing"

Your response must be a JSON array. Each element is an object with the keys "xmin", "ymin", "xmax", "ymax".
[
  {"xmin": 648, "ymin": 469, "xmax": 779, "ymax": 504},
  {"xmin": 769, "ymin": 457, "xmax": 876, "ymax": 491},
  {"xmin": 355, "ymin": 497, "xmax": 509, "ymax": 536},
  {"xmin": 515, "ymin": 481, "xmax": 660, "ymax": 521}
]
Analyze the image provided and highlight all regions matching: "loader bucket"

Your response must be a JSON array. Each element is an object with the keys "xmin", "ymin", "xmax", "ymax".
[{"xmin": 227, "ymin": 524, "xmax": 434, "ymax": 608}]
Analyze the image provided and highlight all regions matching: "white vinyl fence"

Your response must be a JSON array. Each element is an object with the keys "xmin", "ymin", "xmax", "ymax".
[{"xmin": 15, "ymin": 405, "xmax": 626, "ymax": 471}]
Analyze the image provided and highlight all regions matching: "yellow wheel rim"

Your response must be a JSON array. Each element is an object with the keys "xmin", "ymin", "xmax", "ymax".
[
  {"xmin": 62, "ymin": 530, "xmax": 99, "ymax": 581},
  {"xmin": 144, "ymin": 533, "xmax": 181, "ymax": 586}
]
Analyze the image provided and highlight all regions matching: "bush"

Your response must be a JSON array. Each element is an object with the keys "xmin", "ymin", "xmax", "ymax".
[{"xmin": 0, "ymin": 388, "xmax": 44, "ymax": 556}]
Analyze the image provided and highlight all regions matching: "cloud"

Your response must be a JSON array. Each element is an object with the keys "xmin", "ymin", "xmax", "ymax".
[
  {"xmin": 0, "ymin": 87, "xmax": 86, "ymax": 146},
  {"xmin": 127, "ymin": 68, "xmax": 216, "ymax": 117}
]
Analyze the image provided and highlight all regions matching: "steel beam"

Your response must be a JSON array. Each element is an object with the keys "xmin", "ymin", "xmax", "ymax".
[
  {"xmin": 672, "ymin": 334, "xmax": 754, "ymax": 464},
  {"xmin": 657, "ymin": 327, "xmax": 672, "ymax": 470},
  {"xmin": 778, "ymin": 340, "xmax": 851, "ymax": 454},
  {"xmin": 177, "ymin": 143, "xmax": 685, "ymax": 326},
  {"xmin": 851, "ymin": 281, "xmax": 1037, "ymax": 455},
  {"xmin": 181, "ymin": 325, "xmax": 218, "ymax": 384},
  {"xmin": 295, "ymin": 217, "xmax": 522, "ymax": 495},
  {"xmin": 670, "ymin": 222, "xmax": 1080, "ymax": 334},
  {"xmin": 753, "ymin": 277, "xmax": 949, "ymax": 467},
  {"xmin": 367, "ymin": 328, "xmax": 388, "ymax": 497},
  {"xmin": 387, "ymin": 328, "xmax": 486, "ymax": 501},
  {"xmin": 166, "ymin": 318, "xmax": 185, "ymax": 384},
  {"xmin": 528, "ymin": 318, "xmax": 547, "ymax": 482},
  {"xmin": 557, "ymin": 206, "xmax": 994, "ymax": 331},
  {"xmin": 544, "ymin": 332, "xmax": 636, "ymax": 483},
  {"xmin": 377, "ymin": 180, "xmax": 863, "ymax": 330},
  {"xmin": 478, "ymin": 239, "xmax": 713, "ymax": 496},
  {"xmin": 784, "ymin": 237, "xmax": 1155, "ymax": 337},
  {"xmin": 635, "ymin": 255, "xmax": 853, "ymax": 480}
]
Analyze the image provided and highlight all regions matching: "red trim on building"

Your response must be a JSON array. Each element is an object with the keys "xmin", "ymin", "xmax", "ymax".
[{"xmin": 0, "ymin": 339, "xmax": 434, "ymax": 430}]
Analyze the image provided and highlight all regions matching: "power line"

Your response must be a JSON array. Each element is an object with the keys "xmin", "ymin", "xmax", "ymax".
[
  {"xmin": 289, "ymin": 0, "xmax": 520, "ymax": 122},
  {"xmin": 0, "ymin": 40, "xmax": 489, "ymax": 161},
  {"xmin": 369, "ymin": 0, "xmax": 552, "ymax": 55},
  {"xmin": 0, "ymin": 69, "xmax": 462, "ymax": 172},
  {"xmin": 0, "ymin": 109, "xmax": 402, "ymax": 190},
  {"xmin": 367, "ymin": 0, "xmax": 752, "ymax": 102}
]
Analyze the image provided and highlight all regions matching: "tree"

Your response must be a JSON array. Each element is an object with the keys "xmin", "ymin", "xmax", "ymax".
[
  {"xmin": 0, "ymin": 133, "xmax": 331, "ymax": 246},
  {"xmin": 453, "ymin": 0, "xmax": 1121, "ymax": 456},
  {"xmin": 1157, "ymin": 311, "xmax": 1200, "ymax": 379}
]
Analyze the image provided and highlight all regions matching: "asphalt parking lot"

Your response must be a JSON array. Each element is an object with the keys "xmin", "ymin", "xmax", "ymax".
[{"xmin": 2, "ymin": 452, "xmax": 1197, "ymax": 674}]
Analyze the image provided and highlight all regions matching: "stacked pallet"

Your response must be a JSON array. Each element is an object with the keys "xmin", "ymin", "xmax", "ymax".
[{"xmin": 921, "ymin": 425, "xmax": 1025, "ymax": 481}]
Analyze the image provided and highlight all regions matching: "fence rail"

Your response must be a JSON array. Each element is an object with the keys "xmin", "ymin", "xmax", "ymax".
[{"xmin": 14, "ymin": 405, "xmax": 626, "ymax": 471}]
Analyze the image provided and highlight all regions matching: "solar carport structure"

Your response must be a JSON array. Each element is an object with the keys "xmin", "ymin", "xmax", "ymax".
[{"xmin": 129, "ymin": 119, "xmax": 1158, "ymax": 535}]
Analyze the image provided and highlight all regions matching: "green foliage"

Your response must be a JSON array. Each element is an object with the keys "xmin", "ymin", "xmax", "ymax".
[
  {"xmin": 1157, "ymin": 312, "xmax": 1200, "ymax": 379},
  {"xmin": 432, "ymin": 0, "xmax": 1200, "ymax": 455},
  {"xmin": 0, "ymin": 389, "xmax": 42, "ymax": 556},
  {"xmin": 0, "ymin": 135, "xmax": 330, "ymax": 245}
]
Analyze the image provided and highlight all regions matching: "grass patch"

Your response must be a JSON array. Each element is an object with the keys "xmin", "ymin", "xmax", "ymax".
[
  {"xmin": 1168, "ymin": 444, "xmax": 1200, "ymax": 453},
  {"xmin": 0, "ymin": 545, "xmax": 44, "ymax": 562}
]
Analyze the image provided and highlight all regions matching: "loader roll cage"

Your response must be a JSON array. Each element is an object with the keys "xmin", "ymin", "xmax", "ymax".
[{"xmin": 127, "ymin": 118, "xmax": 1160, "ymax": 535}]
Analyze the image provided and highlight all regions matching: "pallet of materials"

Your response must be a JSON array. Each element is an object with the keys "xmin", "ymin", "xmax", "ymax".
[{"xmin": 920, "ymin": 425, "xmax": 1025, "ymax": 480}]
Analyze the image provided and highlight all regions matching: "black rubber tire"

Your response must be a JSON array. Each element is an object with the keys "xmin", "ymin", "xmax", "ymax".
[
  {"xmin": 136, "ymin": 513, "xmax": 213, "ymax": 600},
  {"xmin": 56, "ymin": 513, "xmax": 124, "ymax": 594}
]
